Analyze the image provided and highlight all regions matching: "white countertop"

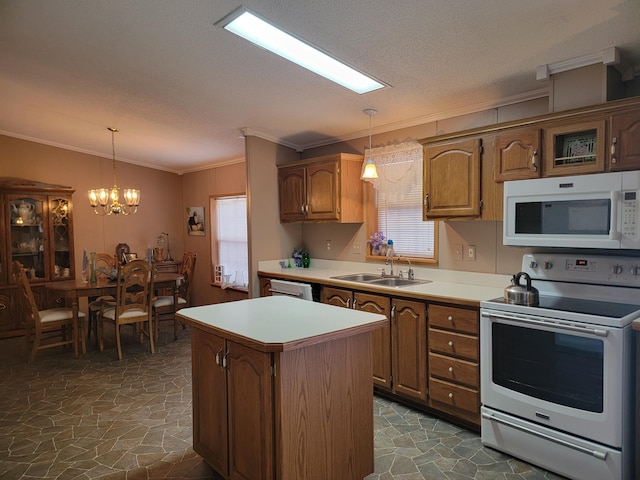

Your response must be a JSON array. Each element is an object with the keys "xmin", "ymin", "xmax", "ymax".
[
  {"xmin": 178, "ymin": 296, "xmax": 387, "ymax": 351},
  {"xmin": 258, "ymin": 259, "xmax": 510, "ymax": 305}
]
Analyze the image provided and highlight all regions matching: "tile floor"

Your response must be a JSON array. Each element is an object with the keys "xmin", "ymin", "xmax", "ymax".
[{"xmin": 0, "ymin": 323, "xmax": 566, "ymax": 480}]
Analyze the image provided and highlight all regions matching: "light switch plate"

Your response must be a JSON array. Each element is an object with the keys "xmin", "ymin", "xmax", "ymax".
[{"xmin": 467, "ymin": 245, "xmax": 476, "ymax": 261}]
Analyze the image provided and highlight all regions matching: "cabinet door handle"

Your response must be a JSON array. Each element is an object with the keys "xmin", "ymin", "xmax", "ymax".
[
  {"xmin": 448, "ymin": 341, "xmax": 454, "ymax": 347},
  {"xmin": 215, "ymin": 347, "xmax": 223, "ymax": 366},
  {"xmin": 447, "ymin": 315, "xmax": 453, "ymax": 322},
  {"xmin": 300, "ymin": 204, "xmax": 305, "ymax": 213},
  {"xmin": 532, "ymin": 149, "xmax": 538, "ymax": 172},
  {"xmin": 391, "ymin": 305, "xmax": 396, "ymax": 324},
  {"xmin": 352, "ymin": 299, "xmax": 357, "ymax": 310},
  {"xmin": 346, "ymin": 297, "xmax": 350, "ymax": 308},
  {"xmin": 448, "ymin": 366, "xmax": 454, "ymax": 373},
  {"xmin": 222, "ymin": 352, "xmax": 229, "ymax": 369},
  {"xmin": 423, "ymin": 194, "xmax": 430, "ymax": 211},
  {"xmin": 611, "ymin": 137, "xmax": 617, "ymax": 163},
  {"xmin": 448, "ymin": 392, "xmax": 454, "ymax": 399}
]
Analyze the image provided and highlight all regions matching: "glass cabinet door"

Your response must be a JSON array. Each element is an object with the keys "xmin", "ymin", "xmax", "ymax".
[
  {"xmin": 8, "ymin": 196, "xmax": 45, "ymax": 281},
  {"xmin": 49, "ymin": 197, "xmax": 73, "ymax": 280}
]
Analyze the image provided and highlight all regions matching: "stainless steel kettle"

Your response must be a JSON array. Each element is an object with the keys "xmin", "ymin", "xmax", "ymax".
[{"xmin": 504, "ymin": 272, "xmax": 539, "ymax": 306}]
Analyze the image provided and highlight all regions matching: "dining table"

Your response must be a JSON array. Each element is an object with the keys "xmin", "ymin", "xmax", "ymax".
[{"xmin": 46, "ymin": 271, "xmax": 183, "ymax": 356}]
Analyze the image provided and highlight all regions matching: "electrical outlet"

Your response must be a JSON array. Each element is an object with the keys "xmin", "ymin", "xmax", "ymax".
[
  {"xmin": 454, "ymin": 244, "xmax": 463, "ymax": 261},
  {"xmin": 326, "ymin": 240, "xmax": 331, "ymax": 251},
  {"xmin": 467, "ymin": 245, "xmax": 476, "ymax": 261},
  {"xmin": 352, "ymin": 242, "xmax": 361, "ymax": 255}
]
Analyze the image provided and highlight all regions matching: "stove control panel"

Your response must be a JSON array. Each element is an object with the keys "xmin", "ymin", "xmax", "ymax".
[{"xmin": 522, "ymin": 253, "xmax": 640, "ymax": 287}]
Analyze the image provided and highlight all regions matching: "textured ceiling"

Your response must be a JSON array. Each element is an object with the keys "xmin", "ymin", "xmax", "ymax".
[{"xmin": 1, "ymin": 0, "xmax": 639, "ymax": 174}]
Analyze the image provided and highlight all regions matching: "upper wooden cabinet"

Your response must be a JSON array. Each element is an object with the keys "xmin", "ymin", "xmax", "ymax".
[
  {"xmin": 543, "ymin": 119, "xmax": 606, "ymax": 177},
  {"xmin": 423, "ymin": 138, "xmax": 482, "ymax": 219},
  {"xmin": 494, "ymin": 128, "xmax": 542, "ymax": 182},
  {"xmin": 278, "ymin": 153, "xmax": 363, "ymax": 223},
  {"xmin": 610, "ymin": 109, "xmax": 640, "ymax": 171}
]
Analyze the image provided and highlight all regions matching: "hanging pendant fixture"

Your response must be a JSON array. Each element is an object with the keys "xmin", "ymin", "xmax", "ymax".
[
  {"xmin": 88, "ymin": 127, "xmax": 140, "ymax": 215},
  {"xmin": 360, "ymin": 108, "xmax": 379, "ymax": 181}
]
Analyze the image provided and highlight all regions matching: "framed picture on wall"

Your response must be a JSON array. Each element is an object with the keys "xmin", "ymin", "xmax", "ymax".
[{"xmin": 187, "ymin": 206, "xmax": 205, "ymax": 236}]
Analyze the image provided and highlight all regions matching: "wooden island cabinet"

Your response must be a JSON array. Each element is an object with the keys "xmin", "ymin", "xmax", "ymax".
[{"xmin": 178, "ymin": 296, "xmax": 386, "ymax": 480}]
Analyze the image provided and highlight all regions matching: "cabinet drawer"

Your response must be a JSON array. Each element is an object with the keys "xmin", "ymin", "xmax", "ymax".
[
  {"xmin": 429, "ymin": 329, "xmax": 478, "ymax": 361},
  {"xmin": 429, "ymin": 377, "xmax": 479, "ymax": 414},
  {"xmin": 429, "ymin": 352, "xmax": 478, "ymax": 388},
  {"xmin": 429, "ymin": 304, "xmax": 478, "ymax": 334}
]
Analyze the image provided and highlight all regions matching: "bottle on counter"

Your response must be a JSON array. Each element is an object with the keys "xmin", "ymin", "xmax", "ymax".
[{"xmin": 302, "ymin": 251, "xmax": 310, "ymax": 268}]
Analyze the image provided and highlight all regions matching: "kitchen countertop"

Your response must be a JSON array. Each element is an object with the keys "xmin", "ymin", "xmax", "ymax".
[
  {"xmin": 258, "ymin": 259, "xmax": 510, "ymax": 307},
  {"xmin": 177, "ymin": 295, "xmax": 387, "ymax": 352}
]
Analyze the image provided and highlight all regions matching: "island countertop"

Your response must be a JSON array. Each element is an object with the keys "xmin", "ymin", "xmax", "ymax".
[{"xmin": 177, "ymin": 295, "xmax": 387, "ymax": 353}]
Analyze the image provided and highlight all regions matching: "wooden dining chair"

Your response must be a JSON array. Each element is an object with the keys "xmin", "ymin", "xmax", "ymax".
[
  {"xmin": 12, "ymin": 261, "xmax": 84, "ymax": 362},
  {"xmin": 98, "ymin": 259, "xmax": 155, "ymax": 360},
  {"xmin": 87, "ymin": 253, "xmax": 118, "ymax": 343},
  {"xmin": 153, "ymin": 252, "xmax": 196, "ymax": 340}
]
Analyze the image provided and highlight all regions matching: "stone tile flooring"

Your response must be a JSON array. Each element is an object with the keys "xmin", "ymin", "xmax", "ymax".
[{"xmin": 0, "ymin": 323, "xmax": 566, "ymax": 479}]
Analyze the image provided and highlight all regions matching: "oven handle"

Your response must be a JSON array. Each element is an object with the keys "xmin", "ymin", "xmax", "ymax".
[
  {"xmin": 481, "ymin": 412, "xmax": 608, "ymax": 461},
  {"xmin": 482, "ymin": 312, "xmax": 609, "ymax": 337}
]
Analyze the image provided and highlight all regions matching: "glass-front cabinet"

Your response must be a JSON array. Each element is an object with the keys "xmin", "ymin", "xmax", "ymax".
[{"xmin": 0, "ymin": 178, "xmax": 75, "ymax": 337}]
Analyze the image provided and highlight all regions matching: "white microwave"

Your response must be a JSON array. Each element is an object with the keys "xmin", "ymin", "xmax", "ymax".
[{"xmin": 503, "ymin": 171, "xmax": 640, "ymax": 249}]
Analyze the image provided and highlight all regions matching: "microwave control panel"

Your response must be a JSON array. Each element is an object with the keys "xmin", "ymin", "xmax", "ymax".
[{"xmin": 621, "ymin": 190, "xmax": 638, "ymax": 238}]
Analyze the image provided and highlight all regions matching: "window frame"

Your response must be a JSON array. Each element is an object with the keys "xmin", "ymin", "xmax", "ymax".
[
  {"xmin": 209, "ymin": 193, "xmax": 248, "ymax": 289},
  {"xmin": 365, "ymin": 182, "xmax": 439, "ymax": 265}
]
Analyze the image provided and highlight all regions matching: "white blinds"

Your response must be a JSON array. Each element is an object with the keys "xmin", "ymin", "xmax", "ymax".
[
  {"xmin": 213, "ymin": 196, "xmax": 248, "ymax": 287},
  {"xmin": 371, "ymin": 141, "xmax": 435, "ymax": 258}
]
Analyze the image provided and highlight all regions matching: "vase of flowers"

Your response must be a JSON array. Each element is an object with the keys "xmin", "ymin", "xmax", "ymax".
[{"xmin": 367, "ymin": 231, "xmax": 386, "ymax": 256}]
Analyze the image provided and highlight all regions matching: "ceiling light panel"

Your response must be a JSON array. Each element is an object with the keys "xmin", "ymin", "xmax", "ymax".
[{"xmin": 217, "ymin": 8, "xmax": 385, "ymax": 95}]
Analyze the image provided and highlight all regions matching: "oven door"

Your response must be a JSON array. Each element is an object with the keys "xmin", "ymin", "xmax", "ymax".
[{"xmin": 480, "ymin": 308, "xmax": 633, "ymax": 449}]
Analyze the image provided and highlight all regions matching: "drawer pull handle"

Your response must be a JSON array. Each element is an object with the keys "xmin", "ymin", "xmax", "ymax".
[
  {"xmin": 448, "ymin": 392, "xmax": 454, "ymax": 399},
  {"xmin": 448, "ymin": 341, "xmax": 453, "ymax": 347},
  {"xmin": 448, "ymin": 366, "xmax": 453, "ymax": 373},
  {"xmin": 447, "ymin": 315, "xmax": 453, "ymax": 321}
]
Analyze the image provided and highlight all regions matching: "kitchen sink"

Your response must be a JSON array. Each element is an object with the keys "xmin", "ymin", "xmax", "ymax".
[
  {"xmin": 330, "ymin": 273, "xmax": 431, "ymax": 288},
  {"xmin": 331, "ymin": 273, "xmax": 384, "ymax": 282},
  {"xmin": 368, "ymin": 277, "xmax": 431, "ymax": 287}
]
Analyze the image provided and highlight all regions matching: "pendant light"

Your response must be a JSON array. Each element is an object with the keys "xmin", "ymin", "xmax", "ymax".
[
  {"xmin": 360, "ymin": 108, "xmax": 379, "ymax": 180},
  {"xmin": 88, "ymin": 128, "xmax": 140, "ymax": 215}
]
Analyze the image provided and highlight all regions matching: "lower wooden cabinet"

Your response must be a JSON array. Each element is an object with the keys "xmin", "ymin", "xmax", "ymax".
[
  {"xmin": 322, "ymin": 287, "xmax": 428, "ymax": 403},
  {"xmin": 322, "ymin": 284, "xmax": 482, "ymax": 427},
  {"xmin": 354, "ymin": 292, "xmax": 392, "ymax": 390},
  {"xmin": 428, "ymin": 304, "xmax": 480, "ymax": 425}
]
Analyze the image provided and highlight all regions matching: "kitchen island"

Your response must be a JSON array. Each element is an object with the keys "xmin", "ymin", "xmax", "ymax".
[{"xmin": 177, "ymin": 296, "xmax": 387, "ymax": 480}]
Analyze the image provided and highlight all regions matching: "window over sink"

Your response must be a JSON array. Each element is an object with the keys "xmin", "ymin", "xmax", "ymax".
[{"xmin": 364, "ymin": 141, "xmax": 437, "ymax": 263}]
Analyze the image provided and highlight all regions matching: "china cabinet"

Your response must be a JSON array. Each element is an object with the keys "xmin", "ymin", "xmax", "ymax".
[
  {"xmin": 278, "ymin": 153, "xmax": 364, "ymax": 223},
  {"xmin": 0, "ymin": 178, "xmax": 75, "ymax": 337}
]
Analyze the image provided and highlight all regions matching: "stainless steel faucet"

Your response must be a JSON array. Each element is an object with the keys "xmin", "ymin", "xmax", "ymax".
[{"xmin": 385, "ymin": 245, "xmax": 395, "ymax": 277}]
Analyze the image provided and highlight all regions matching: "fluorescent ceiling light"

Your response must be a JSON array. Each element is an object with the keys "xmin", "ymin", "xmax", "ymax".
[{"xmin": 217, "ymin": 8, "xmax": 385, "ymax": 95}]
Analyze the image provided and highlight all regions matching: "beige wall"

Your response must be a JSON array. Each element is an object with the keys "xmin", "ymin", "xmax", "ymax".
[
  {"xmin": 181, "ymin": 161, "xmax": 247, "ymax": 305},
  {"xmin": 284, "ymin": 98, "xmax": 550, "ymax": 275},
  {"xmin": 246, "ymin": 136, "xmax": 300, "ymax": 298},
  {"xmin": 0, "ymin": 134, "xmax": 251, "ymax": 308},
  {"xmin": 1, "ymin": 134, "xmax": 183, "ymax": 262}
]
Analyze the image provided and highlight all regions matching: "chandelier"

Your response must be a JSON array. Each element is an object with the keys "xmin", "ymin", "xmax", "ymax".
[
  {"xmin": 88, "ymin": 127, "xmax": 140, "ymax": 215},
  {"xmin": 360, "ymin": 108, "xmax": 379, "ymax": 180}
]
